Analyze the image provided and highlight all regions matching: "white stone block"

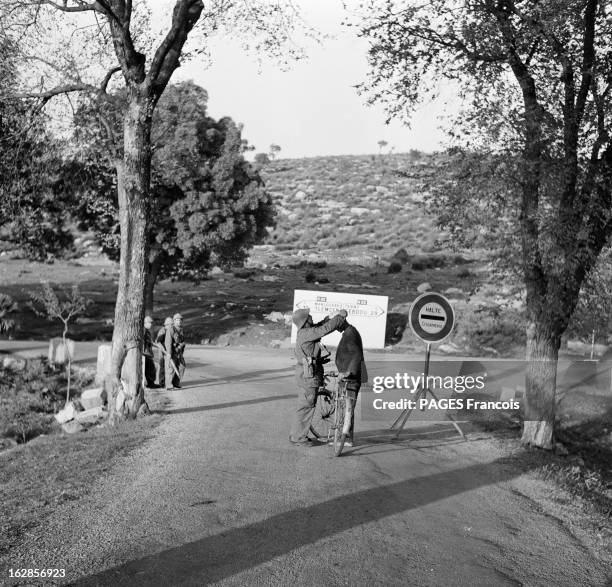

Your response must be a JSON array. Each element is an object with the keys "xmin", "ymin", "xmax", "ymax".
[
  {"xmin": 95, "ymin": 344, "xmax": 112, "ymax": 385},
  {"xmin": 80, "ymin": 387, "xmax": 105, "ymax": 410},
  {"xmin": 48, "ymin": 338, "xmax": 75, "ymax": 365},
  {"xmin": 75, "ymin": 406, "xmax": 106, "ymax": 424},
  {"xmin": 54, "ymin": 402, "xmax": 77, "ymax": 424},
  {"xmin": 2, "ymin": 356, "xmax": 26, "ymax": 371},
  {"xmin": 61, "ymin": 420, "xmax": 84, "ymax": 434}
]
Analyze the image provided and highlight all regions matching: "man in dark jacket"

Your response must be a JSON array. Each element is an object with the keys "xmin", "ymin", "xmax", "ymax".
[
  {"xmin": 289, "ymin": 308, "xmax": 347, "ymax": 446},
  {"xmin": 143, "ymin": 315, "xmax": 157, "ymax": 388},
  {"xmin": 335, "ymin": 319, "xmax": 368, "ymax": 447},
  {"xmin": 155, "ymin": 317, "xmax": 172, "ymax": 387}
]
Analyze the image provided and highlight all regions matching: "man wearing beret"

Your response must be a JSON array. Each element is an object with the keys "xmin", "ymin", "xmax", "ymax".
[{"xmin": 289, "ymin": 308, "xmax": 348, "ymax": 446}]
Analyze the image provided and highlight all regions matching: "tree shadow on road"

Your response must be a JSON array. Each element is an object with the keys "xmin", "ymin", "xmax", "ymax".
[
  {"xmin": 160, "ymin": 366, "xmax": 293, "ymax": 389},
  {"xmin": 154, "ymin": 393, "xmax": 296, "ymax": 415},
  {"xmin": 187, "ymin": 366, "xmax": 293, "ymax": 387},
  {"xmin": 73, "ymin": 455, "xmax": 537, "ymax": 586}
]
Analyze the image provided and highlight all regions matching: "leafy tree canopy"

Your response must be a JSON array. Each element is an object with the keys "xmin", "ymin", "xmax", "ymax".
[
  {"xmin": 357, "ymin": 0, "xmax": 612, "ymax": 305},
  {"xmin": 63, "ymin": 81, "xmax": 275, "ymax": 287},
  {"xmin": 355, "ymin": 0, "xmax": 612, "ymax": 446}
]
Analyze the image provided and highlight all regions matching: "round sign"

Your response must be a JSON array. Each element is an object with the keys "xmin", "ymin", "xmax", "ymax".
[{"xmin": 409, "ymin": 292, "xmax": 455, "ymax": 343}]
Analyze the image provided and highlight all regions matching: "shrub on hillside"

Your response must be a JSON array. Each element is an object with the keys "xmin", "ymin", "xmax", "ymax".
[
  {"xmin": 388, "ymin": 261, "xmax": 402, "ymax": 273},
  {"xmin": 337, "ymin": 236, "xmax": 370, "ymax": 248},
  {"xmin": 233, "ymin": 269, "xmax": 257, "ymax": 279},
  {"xmin": 454, "ymin": 254, "xmax": 470, "ymax": 264},
  {"xmin": 392, "ymin": 248, "xmax": 411, "ymax": 263},
  {"xmin": 411, "ymin": 253, "xmax": 448, "ymax": 271}
]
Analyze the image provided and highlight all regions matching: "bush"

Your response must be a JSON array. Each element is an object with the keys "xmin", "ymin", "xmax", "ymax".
[
  {"xmin": 388, "ymin": 261, "xmax": 402, "ymax": 273},
  {"xmin": 458, "ymin": 268, "xmax": 471, "ymax": 278},
  {"xmin": 411, "ymin": 253, "xmax": 447, "ymax": 271},
  {"xmin": 233, "ymin": 269, "xmax": 256, "ymax": 279},
  {"xmin": 454, "ymin": 306, "xmax": 525, "ymax": 355},
  {"xmin": 0, "ymin": 359, "xmax": 95, "ymax": 444},
  {"xmin": 392, "ymin": 248, "xmax": 411, "ymax": 263},
  {"xmin": 0, "ymin": 293, "xmax": 18, "ymax": 334},
  {"xmin": 305, "ymin": 270, "xmax": 317, "ymax": 283},
  {"xmin": 309, "ymin": 260, "xmax": 328, "ymax": 269}
]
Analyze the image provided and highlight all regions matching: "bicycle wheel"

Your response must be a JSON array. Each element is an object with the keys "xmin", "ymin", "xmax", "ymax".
[
  {"xmin": 310, "ymin": 390, "xmax": 335, "ymax": 440},
  {"xmin": 333, "ymin": 393, "xmax": 346, "ymax": 456}
]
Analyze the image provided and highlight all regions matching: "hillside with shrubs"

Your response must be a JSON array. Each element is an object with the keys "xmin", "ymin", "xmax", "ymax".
[{"xmin": 257, "ymin": 151, "xmax": 445, "ymax": 264}]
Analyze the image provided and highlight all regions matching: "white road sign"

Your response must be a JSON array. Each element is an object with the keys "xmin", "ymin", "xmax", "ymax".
[
  {"xmin": 410, "ymin": 292, "xmax": 455, "ymax": 343},
  {"xmin": 291, "ymin": 289, "xmax": 389, "ymax": 349},
  {"xmin": 419, "ymin": 302, "xmax": 447, "ymax": 334}
]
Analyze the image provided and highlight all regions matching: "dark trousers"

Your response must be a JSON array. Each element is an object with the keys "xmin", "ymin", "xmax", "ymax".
[{"xmin": 143, "ymin": 355, "xmax": 156, "ymax": 387}]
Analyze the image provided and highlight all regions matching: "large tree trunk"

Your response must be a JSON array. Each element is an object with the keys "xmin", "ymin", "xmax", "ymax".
[
  {"xmin": 107, "ymin": 91, "xmax": 153, "ymax": 422},
  {"xmin": 521, "ymin": 317, "xmax": 561, "ymax": 449},
  {"xmin": 144, "ymin": 254, "xmax": 160, "ymax": 317}
]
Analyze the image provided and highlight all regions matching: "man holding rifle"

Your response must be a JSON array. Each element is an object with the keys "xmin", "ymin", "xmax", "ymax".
[
  {"xmin": 164, "ymin": 313, "xmax": 186, "ymax": 390},
  {"xmin": 155, "ymin": 317, "xmax": 172, "ymax": 388},
  {"xmin": 154, "ymin": 316, "xmax": 184, "ymax": 390}
]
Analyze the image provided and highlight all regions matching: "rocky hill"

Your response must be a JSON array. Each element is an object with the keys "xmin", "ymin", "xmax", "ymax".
[{"xmin": 255, "ymin": 152, "xmax": 445, "ymax": 266}]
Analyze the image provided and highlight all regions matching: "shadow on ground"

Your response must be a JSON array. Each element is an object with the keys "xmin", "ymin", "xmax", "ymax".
[
  {"xmin": 156, "ymin": 393, "xmax": 296, "ymax": 416},
  {"xmin": 73, "ymin": 455, "xmax": 535, "ymax": 586}
]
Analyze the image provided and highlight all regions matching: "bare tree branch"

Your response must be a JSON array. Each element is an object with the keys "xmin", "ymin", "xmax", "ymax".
[
  {"xmin": 11, "ymin": 81, "xmax": 95, "ymax": 100},
  {"xmin": 146, "ymin": 0, "xmax": 204, "ymax": 91},
  {"xmin": 574, "ymin": 0, "xmax": 598, "ymax": 125},
  {"xmin": 100, "ymin": 65, "xmax": 120, "ymax": 92},
  {"xmin": 42, "ymin": 0, "xmax": 100, "ymax": 13}
]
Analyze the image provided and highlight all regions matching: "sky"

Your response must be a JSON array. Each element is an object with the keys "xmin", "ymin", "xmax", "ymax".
[{"xmin": 175, "ymin": 0, "xmax": 453, "ymax": 159}]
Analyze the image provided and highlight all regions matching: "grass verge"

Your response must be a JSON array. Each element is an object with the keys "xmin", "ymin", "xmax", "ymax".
[
  {"xmin": 0, "ymin": 392, "xmax": 167, "ymax": 558},
  {"xmin": 476, "ymin": 402, "xmax": 611, "ymax": 559}
]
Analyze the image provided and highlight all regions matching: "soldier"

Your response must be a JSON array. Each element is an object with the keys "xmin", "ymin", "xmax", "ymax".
[
  {"xmin": 142, "ymin": 315, "xmax": 157, "ymax": 388},
  {"xmin": 335, "ymin": 319, "xmax": 368, "ymax": 447},
  {"xmin": 289, "ymin": 308, "xmax": 347, "ymax": 446},
  {"xmin": 165, "ymin": 312, "xmax": 186, "ymax": 390},
  {"xmin": 155, "ymin": 317, "xmax": 172, "ymax": 388}
]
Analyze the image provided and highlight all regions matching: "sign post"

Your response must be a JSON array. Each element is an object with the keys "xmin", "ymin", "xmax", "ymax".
[{"xmin": 390, "ymin": 292, "xmax": 466, "ymax": 439}]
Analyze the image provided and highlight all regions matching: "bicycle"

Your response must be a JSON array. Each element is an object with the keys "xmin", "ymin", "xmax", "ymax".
[{"xmin": 309, "ymin": 371, "xmax": 353, "ymax": 456}]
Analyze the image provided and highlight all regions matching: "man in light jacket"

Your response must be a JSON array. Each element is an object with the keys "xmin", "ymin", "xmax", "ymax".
[{"xmin": 289, "ymin": 308, "xmax": 347, "ymax": 446}]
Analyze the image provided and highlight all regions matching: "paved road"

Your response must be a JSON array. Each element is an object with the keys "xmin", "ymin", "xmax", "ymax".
[{"xmin": 7, "ymin": 347, "xmax": 611, "ymax": 586}]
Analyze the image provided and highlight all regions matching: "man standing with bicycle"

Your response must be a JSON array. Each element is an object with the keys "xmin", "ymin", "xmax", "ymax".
[
  {"xmin": 335, "ymin": 318, "xmax": 368, "ymax": 447},
  {"xmin": 289, "ymin": 308, "xmax": 348, "ymax": 447}
]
